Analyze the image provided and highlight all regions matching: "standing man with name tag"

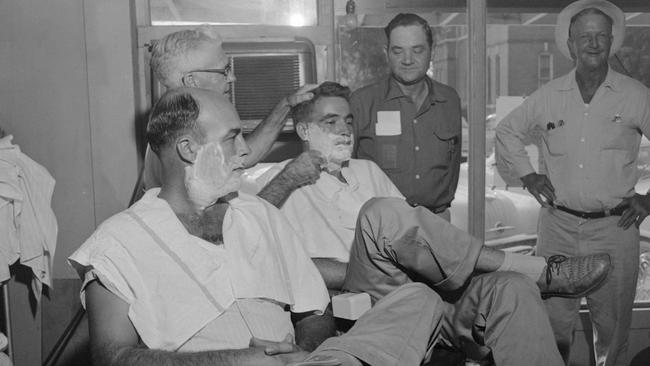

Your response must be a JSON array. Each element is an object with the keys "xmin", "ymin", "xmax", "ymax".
[
  {"xmin": 496, "ymin": 1, "xmax": 650, "ymax": 365},
  {"xmin": 350, "ymin": 13, "xmax": 462, "ymax": 221}
]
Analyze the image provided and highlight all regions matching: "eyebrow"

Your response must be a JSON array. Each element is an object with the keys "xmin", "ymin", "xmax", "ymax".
[
  {"xmin": 225, "ymin": 128, "xmax": 242, "ymax": 137},
  {"xmin": 317, "ymin": 113, "xmax": 353, "ymax": 122},
  {"xmin": 318, "ymin": 113, "xmax": 341, "ymax": 121}
]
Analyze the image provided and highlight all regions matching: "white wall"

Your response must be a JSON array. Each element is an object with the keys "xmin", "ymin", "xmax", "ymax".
[{"xmin": 0, "ymin": 0, "xmax": 139, "ymax": 279}]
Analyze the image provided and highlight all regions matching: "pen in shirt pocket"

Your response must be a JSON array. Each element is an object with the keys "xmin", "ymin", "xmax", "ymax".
[{"xmin": 546, "ymin": 120, "xmax": 565, "ymax": 131}]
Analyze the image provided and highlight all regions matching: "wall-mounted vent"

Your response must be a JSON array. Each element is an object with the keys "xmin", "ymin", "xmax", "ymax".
[
  {"xmin": 223, "ymin": 38, "xmax": 316, "ymax": 131},
  {"xmin": 230, "ymin": 54, "xmax": 301, "ymax": 122}
]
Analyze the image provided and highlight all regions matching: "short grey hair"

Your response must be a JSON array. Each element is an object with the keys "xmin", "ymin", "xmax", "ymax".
[{"xmin": 149, "ymin": 27, "xmax": 223, "ymax": 88}]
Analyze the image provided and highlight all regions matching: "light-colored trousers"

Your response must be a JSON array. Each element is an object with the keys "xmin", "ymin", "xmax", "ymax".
[
  {"xmin": 537, "ymin": 207, "xmax": 639, "ymax": 366},
  {"xmin": 327, "ymin": 197, "xmax": 563, "ymax": 366}
]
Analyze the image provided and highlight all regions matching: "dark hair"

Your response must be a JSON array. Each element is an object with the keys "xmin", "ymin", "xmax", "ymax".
[
  {"xmin": 568, "ymin": 8, "xmax": 613, "ymax": 38},
  {"xmin": 385, "ymin": 13, "xmax": 434, "ymax": 48},
  {"xmin": 290, "ymin": 81, "xmax": 351, "ymax": 125},
  {"xmin": 146, "ymin": 89, "xmax": 202, "ymax": 154}
]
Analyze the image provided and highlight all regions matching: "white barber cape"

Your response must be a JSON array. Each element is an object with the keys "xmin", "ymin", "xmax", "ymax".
[{"xmin": 69, "ymin": 189, "xmax": 329, "ymax": 351}]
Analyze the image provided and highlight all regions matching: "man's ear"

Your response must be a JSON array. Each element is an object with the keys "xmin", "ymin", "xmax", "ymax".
[
  {"xmin": 181, "ymin": 72, "xmax": 199, "ymax": 88},
  {"xmin": 176, "ymin": 134, "xmax": 200, "ymax": 164},
  {"xmin": 295, "ymin": 122, "xmax": 309, "ymax": 141}
]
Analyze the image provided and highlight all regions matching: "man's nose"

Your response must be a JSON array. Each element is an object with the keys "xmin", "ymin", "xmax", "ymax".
[
  {"xmin": 588, "ymin": 35, "xmax": 600, "ymax": 48},
  {"xmin": 237, "ymin": 136, "xmax": 250, "ymax": 156},
  {"xmin": 401, "ymin": 50, "xmax": 414, "ymax": 64},
  {"xmin": 335, "ymin": 122, "xmax": 351, "ymax": 135}
]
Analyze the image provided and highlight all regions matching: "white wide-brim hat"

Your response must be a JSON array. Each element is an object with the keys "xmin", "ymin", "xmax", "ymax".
[{"xmin": 555, "ymin": 0, "xmax": 625, "ymax": 59}]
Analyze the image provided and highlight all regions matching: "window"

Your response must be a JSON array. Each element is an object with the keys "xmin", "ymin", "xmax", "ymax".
[
  {"xmin": 537, "ymin": 51, "xmax": 553, "ymax": 87},
  {"xmin": 149, "ymin": 0, "xmax": 318, "ymax": 26}
]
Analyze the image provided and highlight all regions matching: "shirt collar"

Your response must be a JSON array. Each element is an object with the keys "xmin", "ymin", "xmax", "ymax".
[
  {"xmin": 314, "ymin": 162, "xmax": 359, "ymax": 200},
  {"xmin": 383, "ymin": 76, "xmax": 447, "ymax": 105},
  {"xmin": 555, "ymin": 66, "xmax": 620, "ymax": 92}
]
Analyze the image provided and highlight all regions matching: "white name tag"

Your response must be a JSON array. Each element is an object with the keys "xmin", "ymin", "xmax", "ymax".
[{"xmin": 376, "ymin": 111, "xmax": 402, "ymax": 136}]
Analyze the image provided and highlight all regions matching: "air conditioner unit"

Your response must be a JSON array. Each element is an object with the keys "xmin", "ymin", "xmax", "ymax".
[{"xmin": 224, "ymin": 37, "xmax": 317, "ymax": 132}]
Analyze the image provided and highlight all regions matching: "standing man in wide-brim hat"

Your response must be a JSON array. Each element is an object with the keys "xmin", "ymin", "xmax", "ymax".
[{"xmin": 496, "ymin": 0, "xmax": 650, "ymax": 365}]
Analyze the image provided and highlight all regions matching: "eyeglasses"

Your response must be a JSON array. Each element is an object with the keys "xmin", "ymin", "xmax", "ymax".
[{"xmin": 186, "ymin": 58, "xmax": 233, "ymax": 78}]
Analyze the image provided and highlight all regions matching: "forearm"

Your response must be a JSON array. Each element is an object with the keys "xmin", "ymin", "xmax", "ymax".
[
  {"xmin": 494, "ymin": 106, "xmax": 538, "ymax": 177},
  {"xmin": 312, "ymin": 258, "xmax": 348, "ymax": 291},
  {"xmin": 243, "ymin": 98, "xmax": 291, "ymax": 167},
  {"xmin": 258, "ymin": 170, "xmax": 299, "ymax": 208},
  {"xmin": 292, "ymin": 309, "xmax": 337, "ymax": 352},
  {"xmin": 96, "ymin": 343, "xmax": 280, "ymax": 366}
]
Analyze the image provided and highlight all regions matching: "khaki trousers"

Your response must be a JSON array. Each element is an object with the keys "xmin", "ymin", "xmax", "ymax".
[
  {"xmin": 334, "ymin": 197, "xmax": 563, "ymax": 366},
  {"xmin": 537, "ymin": 207, "xmax": 639, "ymax": 366}
]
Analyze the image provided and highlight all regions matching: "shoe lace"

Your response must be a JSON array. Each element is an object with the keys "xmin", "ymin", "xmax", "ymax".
[{"xmin": 546, "ymin": 255, "xmax": 568, "ymax": 285}]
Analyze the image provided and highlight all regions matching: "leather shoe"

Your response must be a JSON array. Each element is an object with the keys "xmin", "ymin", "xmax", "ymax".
[{"xmin": 537, "ymin": 253, "xmax": 611, "ymax": 299}]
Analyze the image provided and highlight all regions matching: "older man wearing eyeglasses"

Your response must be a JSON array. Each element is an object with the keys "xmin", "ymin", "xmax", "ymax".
[{"xmin": 143, "ymin": 27, "xmax": 320, "ymax": 189}]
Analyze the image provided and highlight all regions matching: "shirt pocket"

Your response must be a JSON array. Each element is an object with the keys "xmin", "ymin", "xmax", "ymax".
[
  {"xmin": 544, "ymin": 128, "xmax": 567, "ymax": 156},
  {"xmin": 431, "ymin": 130, "xmax": 459, "ymax": 170},
  {"xmin": 601, "ymin": 119, "xmax": 638, "ymax": 152},
  {"xmin": 375, "ymin": 135, "xmax": 400, "ymax": 170}
]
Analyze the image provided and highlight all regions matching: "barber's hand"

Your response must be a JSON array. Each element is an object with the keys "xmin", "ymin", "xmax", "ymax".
[
  {"xmin": 287, "ymin": 84, "xmax": 318, "ymax": 107},
  {"xmin": 282, "ymin": 150, "xmax": 325, "ymax": 188},
  {"xmin": 615, "ymin": 194, "xmax": 650, "ymax": 229},
  {"xmin": 250, "ymin": 334, "xmax": 301, "ymax": 356},
  {"xmin": 520, "ymin": 173, "xmax": 556, "ymax": 207}
]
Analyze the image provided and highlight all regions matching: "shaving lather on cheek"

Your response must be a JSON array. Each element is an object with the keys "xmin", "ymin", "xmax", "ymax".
[
  {"xmin": 307, "ymin": 124, "xmax": 353, "ymax": 172},
  {"xmin": 184, "ymin": 142, "xmax": 242, "ymax": 210}
]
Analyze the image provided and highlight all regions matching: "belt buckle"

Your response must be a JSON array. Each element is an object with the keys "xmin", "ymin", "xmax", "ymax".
[{"xmin": 604, "ymin": 209, "xmax": 612, "ymax": 217}]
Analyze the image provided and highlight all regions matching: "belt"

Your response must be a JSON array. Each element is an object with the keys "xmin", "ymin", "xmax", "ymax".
[
  {"xmin": 412, "ymin": 203, "xmax": 450, "ymax": 214},
  {"xmin": 554, "ymin": 205, "xmax": 625, "ymax": 219}
]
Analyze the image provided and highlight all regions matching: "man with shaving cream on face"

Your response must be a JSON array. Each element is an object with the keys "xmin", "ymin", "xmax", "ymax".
[
  {"xmin": 252, "ymin": 82, "xmax": 404, "ymax": 287},
  {"xmin": 70, "ymin": 88, "xmax": 333, "ymax": 365}
]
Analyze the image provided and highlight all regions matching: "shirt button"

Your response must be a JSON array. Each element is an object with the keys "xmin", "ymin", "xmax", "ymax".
[
  {"xmin": 415, "ymin": 174, "xmax": 420, "ymax": 179},
  {"xmin": 578, "ymin": 164, "xmax": 584, "ymax": 168},
  {"xmin": 415, "ymin": 146, "xmax": 420, "ymax": 151},
  {"xmin": 580, "ymin": 137, "xmax": 585, "ymax": 142},
  {"xmin": 584, "ymin": 112, "xmax": 588, "ymax": 116},
  {"xmin": 413, "ymin": 119, "xmax": 418, "ymax": 124}
]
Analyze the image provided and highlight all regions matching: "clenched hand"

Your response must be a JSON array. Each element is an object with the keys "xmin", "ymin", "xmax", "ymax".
[{"xmin": 281, "ymin": 150, "xmax": 325, "ymax": 188}]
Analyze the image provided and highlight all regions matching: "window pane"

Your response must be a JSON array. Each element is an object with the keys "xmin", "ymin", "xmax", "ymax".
[{"xmin": 149, "ymin": 0, "xmax": 317, "ymax": 26}]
